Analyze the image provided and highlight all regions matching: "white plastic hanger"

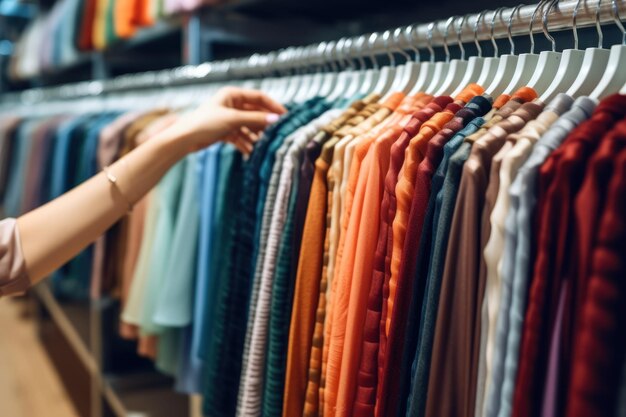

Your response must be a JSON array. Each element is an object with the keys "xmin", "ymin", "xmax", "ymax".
[
  {"xmin": 356, "ymin": 34, "xmax": 379, "ymax": 96},
  {"xmin": 319, "ymin": 41, "xmax": 340, "ymax": 98},
  {"xmin": 452, "ymin": 10, "xmax": 489, "ymax": 96},
  {"xmin": 372, "ymin": 30, "xmax": 398, "ymax": 95},
  {"xmin": 258, "ymin": 56, "xmax": 277, "ymax": 98},
  {"xmin": 526, "ymin": 0, "xmax": 563, "ymax": 95},
  {"xmin": 327, "ymin": 38, "xmax": 354, "ymax": 102},
  {"xmin": 340, "ymin": 37, "xmax": 365, "ymax": 100},
  {"xmin": 503, "ymin": 4, "xmax": 540, "ymax": 95},
  {"xmin": 424, "ymin": 21, "xmax": 452, "ymax": 94},
  {"xmin": 295, "ymin": 49, "xmax": 315, "ymax": 102},
  {"xmin": 297, "ymin": 45, "xmax": 320, "ymax": 101},
  {"xmin": 566, "ymin": 0, "xmax": 611, "ymax": 97},
  {"xmin": 283, "ymin": 48, "xmax": 302, "ymax": 103},
  {"xmin": 485, "ymin": 7, "xmax": 519, "ymax": 96},
  {"xmin": 590, "ymin": 0, "xmax": 626, "ymax": 99},
  {"xmin": 304, "ymin": 45, "xmax": 325, "ymax": 100},
  {"xmin": 541, "ymin": 0, "xmax": 586, "ymax": 101},
  {"xmin": 392, "ymin": 26, "xmax": 421, "ymax": 94},
  {"xmin": 272, "ymin": 49, "xmax": 293, "ymax": 103},
  {"xmin": 344, "ymin": 38, "xmax": 367, "ymax": 99},
  {"xmin": 435, "ymin": 15, "xmax": 470, "ymax": 96},
  {"xmin": 293, "ymin": 47, "xmax": 313, "ymax": 103},
  {"xmin": 384, "ymin": 27, "xmax": 419, "ymax": 98},
  {"xmin": 409, "ymin": 23, "xmax": 436, "ymax": 95},
  {"xmin": 475, "ymin": 8, "xmax": 502, "ymax": 91}
]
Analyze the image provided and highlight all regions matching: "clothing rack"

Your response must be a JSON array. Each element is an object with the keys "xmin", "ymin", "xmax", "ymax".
[{"xmin": 2, "ymin": 0, "xmax": 625, "ymax": 105}]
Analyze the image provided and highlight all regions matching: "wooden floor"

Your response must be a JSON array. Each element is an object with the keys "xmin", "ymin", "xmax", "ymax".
[{"xmin": 0, "ymin": 298, "xmax": 79, "ymax": 417}]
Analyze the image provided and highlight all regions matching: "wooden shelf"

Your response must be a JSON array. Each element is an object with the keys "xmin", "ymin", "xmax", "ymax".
[{"xmin": 33, "ymin": 283, "xmax": 193, "ymax": 417}]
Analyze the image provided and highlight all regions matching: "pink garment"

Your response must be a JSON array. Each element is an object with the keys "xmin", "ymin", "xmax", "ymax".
[{"xmin": 90, "ymin": 110, "xmax": 150, "ymax": 300}]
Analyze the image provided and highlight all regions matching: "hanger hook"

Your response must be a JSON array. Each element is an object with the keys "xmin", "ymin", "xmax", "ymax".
[
  {"xmin": 354, "ymin": 36, "xmax": 368, "ymax": 70},
  {"xmin": 293, "ymin": 47, "xmax": 307, "ymax": 74},
  {"xmin": 349, "ymin": 38, "xmax": 363, "ymax": 70},
  {"xmin": 404, "ymin": 24, "xmax": 421, "ymax": 62},
  {"xmin": 300, "ymin": 47, "xmax": 310, "ymax": 74},
  {"xmin": 508, "ymin": 4, "xmax": 524, "ymax": 55},
  {"xmin": 330, "ymin": 40, "xmax": 341, "ymax": 70},
  {"xmin": 317, "ymin": 41, "xmax": 330, "ymax": 72},
  {"xmin": 457, "ymin": 15, "xmax": 468, "ymax": 60},
  {"xmin": 310, "ymin": 45, "xmax": 323, "ymax": 73},
  {"xmin": 542, "ymin": 0, "xmax": 558, "ymax": 52},
  {"xmin": 330, "ymin": 41, "xmax": 342, "ymax": 71},
  {"xmin": 529, "ymin": 0, "xmax": 545, "ymax": 54},
  {"xmin": 572, "ymin": 0, "xmax": 580, "ymax": 49},
  {"xmin": 363, "ymin": 34, "xmax": 379, "ymax": 69},
  {"xmin": 338, "ymin": 38, "xmax": 352, "ymax": 69},
  {"xmin": 343, "ymin": 37, "xmax": 355, "ymax": 68},
  {"xmin": 612, "ymin": 0, "xmax": 626, "ymax": 44},
  {"xmin": 443, "ymin": 17, "xmax": 456, "ymax": 63},
  {"xmin": 343, "ymin": 37, "xmax": 357, "ymax": 69},
  {"xmin": 596, "ymin": 0, "xmax": 604, "ymax": 48},
  {"xmin": 325, "ymin": 41, "xmax": 339, "ymax": 72},
  {"xmin": 393, "ymin": 27, "xmax": 412, "ymax": 62},
  {"xmin": 382, "ymin": 30, "xmax": 396, "ymax": 67},
  {"xmin": 368, "ymin": 33, "xmax": 381, "ymax": 69},
  {"xmin": 427, "ymin": 22, "xmax": 436, "ymax": 62},
  {"xmin": 474, "ymin": 10, "xmax": 487, "ymax": 58},
  {"xmin": 491, "ymin": 7, "xmax": 505, "ymax": 57}
]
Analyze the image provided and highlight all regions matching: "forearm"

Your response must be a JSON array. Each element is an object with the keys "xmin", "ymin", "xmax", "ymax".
[{"xmin": 16, "ymin": 123, "xmax": 189, "ymax": 284}]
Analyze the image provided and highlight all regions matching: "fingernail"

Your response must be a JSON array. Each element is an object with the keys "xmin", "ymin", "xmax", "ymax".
[{"xmin": 266, "ymin": 113, "xmax": 280, "ymax": 124}]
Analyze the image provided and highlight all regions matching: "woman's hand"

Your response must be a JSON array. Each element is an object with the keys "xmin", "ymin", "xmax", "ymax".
[{"xmin": 168, "ymin": 87, "xmax": 286, "ymax": 155}]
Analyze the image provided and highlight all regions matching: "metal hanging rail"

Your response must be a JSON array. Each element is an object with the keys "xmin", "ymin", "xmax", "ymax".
[{"xmin": 3, "ymin": 0, "xmax": 625, "ymax": 104}]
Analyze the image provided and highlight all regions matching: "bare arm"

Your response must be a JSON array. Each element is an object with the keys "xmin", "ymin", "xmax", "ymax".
[{"xmin": 16, "ymin": 87, "xmax": 285, "ymax": 285}]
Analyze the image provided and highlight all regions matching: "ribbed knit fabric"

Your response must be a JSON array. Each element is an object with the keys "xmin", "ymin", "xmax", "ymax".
[
  {"xmin": 283, "ymin": 96, "xmax": 379, "ymax": 417},
  {"xmin": 324, "ymin": 93, "xmax": 405, "ymax": 417},
  {"xmin": 203, "ymin": 99, "xmax": 319, "ymax": 417},
  {"xmin": 236, "ymin": 100, "xmax": 331, "ymax": 417},
  {"xmin": 513, "ymin": 94, "xmax": 626, "ymax": 417},
  {"xmin": 566, "ymin": 140, "xmax": 626, "ymax": 417},
  {"xmin": 299, "ymin": 96, "xmax": 379, "ymax": 417},
  {"xmin": 378, "ymin": 95, "xmax": 493, "ymax": 417}
]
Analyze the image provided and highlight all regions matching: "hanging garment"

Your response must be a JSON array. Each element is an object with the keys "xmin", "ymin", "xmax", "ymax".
[
  {"xmin": 482, "ymin": 93, "xmax": 575, "ymax": 417},
  {"xmin": 513, "ymin": 94, "xmax": 626, "ymax": 417},
  {"xmin": 377, "ymin": 94, "xmax": 493, "ymax": 417},
  {"xmin": 402, "ymin": 88, "xmax": 536, "ymax": 417},
  {"xmin": 495, "ymin": 96, "xmax": 597, "ymax": 417}
]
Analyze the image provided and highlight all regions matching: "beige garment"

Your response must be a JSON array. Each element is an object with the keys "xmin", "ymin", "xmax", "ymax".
[{"xmin": 481, "ymin": 102, "xmax": 562, "ymax": 404}]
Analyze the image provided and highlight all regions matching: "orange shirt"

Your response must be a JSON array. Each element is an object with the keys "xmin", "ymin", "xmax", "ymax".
[
  {"xmin": 317, "ymin": 97, "xmax": 396, "ymax": 416},
  {"xmin": 334, "ymin": 94, "xmax": 433, "ymax": 417},
  {"xmin": 294, "ymin": 95, "xmax": 380, "ymax": 417},
  {"xmin": 323, "ymin": 93, "xmax": 406, "ymax": 417},
  {"xmin": 282, "ymin": 99, "xmax": 379, "ymax": 417},
  {"xmin": 386, "ymin": 85, "xmax": 484, "ymax": 336}
]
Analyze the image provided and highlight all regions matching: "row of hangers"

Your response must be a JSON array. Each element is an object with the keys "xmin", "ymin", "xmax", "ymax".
[
  {"xmin": 259, "ymin": 0, "xmax": 626, "ymax": 105},
  {"xmin": 6, "ymin": 0, "xmax": 626, "ymax": 118}
]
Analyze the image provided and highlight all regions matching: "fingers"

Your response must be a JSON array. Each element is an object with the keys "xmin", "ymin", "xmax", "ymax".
[
  {"xmin": 229, "ymin": 127, "xmax": 258, "ymax": 155},
  {"xmin": 225, "ymin": 87, "xmax": 287, "ymax": 115},
  {"xmin": 231, "ymin": 109, "xmax": 281, "ymax": 132}
]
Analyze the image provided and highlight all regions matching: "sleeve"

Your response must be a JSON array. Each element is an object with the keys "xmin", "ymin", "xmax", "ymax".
[{"xmin": 0, "ymin": 218, "xmax": 30, "ymax": 296}]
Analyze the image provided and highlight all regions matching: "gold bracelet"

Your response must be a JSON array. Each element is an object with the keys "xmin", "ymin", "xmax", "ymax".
[{"xmin": 103, "ymin": 165, "xmax": 133, "ymax": 213}]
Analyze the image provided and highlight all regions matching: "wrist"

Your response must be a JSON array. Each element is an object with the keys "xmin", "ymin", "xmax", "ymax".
[{"xmin": 153, "ymin": 122, "xmax": 193, "ymax": 162}]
